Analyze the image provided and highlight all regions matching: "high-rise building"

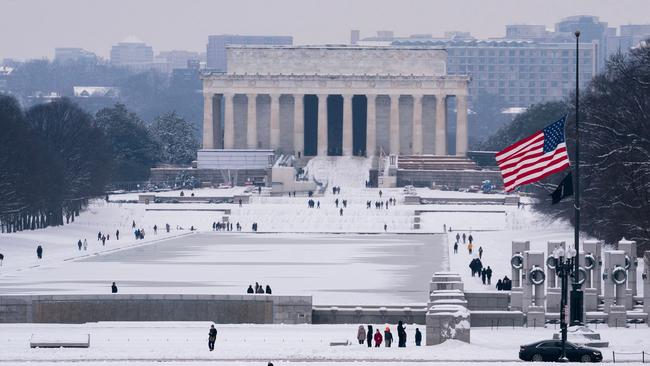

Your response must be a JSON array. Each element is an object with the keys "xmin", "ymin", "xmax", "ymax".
[
  {"xmin": 54, "ymin": 48, "xmax": 97, "ymax": 64},
  {"xmin": 110, "ymin": 36, "xmax": 154, "ymax": 68},
  {"xmin": 206, "ymin": 35, "xmax": 293, "ymax": 71},
  {"xmin": 555, "ymin": 15, "xmax": 608, "ymax": 67},
  {"xmin": 505, "ymin": 25, "xmax": 548, "ymax": 40}
]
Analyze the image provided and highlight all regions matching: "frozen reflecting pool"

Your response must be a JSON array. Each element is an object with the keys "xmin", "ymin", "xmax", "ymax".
[{"xmin": 0, "ymin": 233, "xmax": 447, "ymax": 305}]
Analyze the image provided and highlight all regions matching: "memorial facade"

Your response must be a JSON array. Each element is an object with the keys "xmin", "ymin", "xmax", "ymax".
[{"xmin": 201, "ymin": 46, "xmax": 470, "ymax": 157}]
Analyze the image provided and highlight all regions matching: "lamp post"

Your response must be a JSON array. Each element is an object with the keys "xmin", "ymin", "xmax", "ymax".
[
  {"xmin": 571, "ymin": 29, "xmax": 584, "ymax": 326},
  {"xmin": 554, "ymin": 245, "xmax": 577, "ymax": 363}
]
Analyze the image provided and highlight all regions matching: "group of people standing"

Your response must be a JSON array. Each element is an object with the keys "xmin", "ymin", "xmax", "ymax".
[
  {"xmin": 356, "ymin": 321, "xmax": 420, "ymax": 348},
  {"xmin": 247, "ymin": 282, "xmax": 272, "ymax": 294}
]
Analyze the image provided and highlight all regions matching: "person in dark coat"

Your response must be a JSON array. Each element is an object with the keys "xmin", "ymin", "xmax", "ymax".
[
  {"xmin": 496, "ymin": 279, "xmax": 503, "ymax": 291},
  {"xmin": 481, "ymin": 268, "xmax": 487, "ymax": 284},
  {"xmin": 36, "ymin": 245, "xmax": 43, "ymax": 259},
  {"xmin": 208, "ymin": 325, "xmax": 217, "ymax": 351},
  {"xmin": 397, "ymin": 320, "xmax": 406, "ymax": 347},
  {"xmin": 116, "ymin": 229, "xmax": 119, "ymax": 240},
  {"xmin": 415, "ymin": 328, "xmax": 422, "ymax": 346},
  {"xmin": 453, "ymin": 242, "xmax": 458, "ymax": 254},
  {"xmin": 486, "ymin": 266, "xmax": 493, "ymax": 285},
  {"xmin": 111, "ymin": 282, "xmax": 118, "ymax": 293},
  {"xmin": 77, "ymin": 240, "xmax": 82, "ymax": 250},
  {"xmin": 384, "ymin": 326, "xmax": 393, "ymax": 347},
  {"xmin": 265, "ymin": 285, "xmax": 272, "ymax": 294},
  {"xmin": 468, "ymin": 234, "xmax": 474, "ymax": 244},
  {"xmin": 256, "ymin": 285, "xmax": 264, "ymax": 294},
  {"xmin": 366, "ymin": 325, "xmax": 373, "ymax": 347},
  {"xmin": 247, "ymin": 285, "xmax": 254, "ymax": 294},
  {"xmin": 462, "ymin": 233, "xmax": 466, "ymax": 243},
  {"xmin": 455, "ymin": 233, "xmax": 460, "ymax": 242},
  {"xmin": 478, "ymin": 246, "xmax": 483, "ymax": 259}
]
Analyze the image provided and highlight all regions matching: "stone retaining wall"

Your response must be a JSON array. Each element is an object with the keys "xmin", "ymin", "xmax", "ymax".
[
  {"xmin": 312, "ymin": 306, "xmax": 426, "ymax": 324},
  {"xmin": 464, "ymin": 291, "xmax": 510, "ymax": 311},
  {"xmin": 0, "ymin": 294, "xmax": 311, "ymax": 324}
]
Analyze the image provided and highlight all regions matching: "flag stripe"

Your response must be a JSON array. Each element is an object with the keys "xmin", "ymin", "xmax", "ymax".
[
  {"xmin": 495, "ymin": 132, "xmax": 544, "ymax": 161},
  {"xmin": 502, "ymin": 145, "xmax": 567, "ymax": 182},
  {"xmin": 497, "ymin": 116, "xmax": 570, "ymax": 192}
]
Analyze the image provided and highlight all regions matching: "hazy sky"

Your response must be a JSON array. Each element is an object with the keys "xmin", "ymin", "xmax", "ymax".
[{"xmin": 2, "ymin": 0, "xmax": 649, "ymax": 60}]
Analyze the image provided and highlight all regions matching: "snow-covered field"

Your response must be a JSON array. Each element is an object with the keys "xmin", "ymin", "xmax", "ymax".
[{"xmin": 2, "ymin": 322, "xmax": 650, "ymax": 364}]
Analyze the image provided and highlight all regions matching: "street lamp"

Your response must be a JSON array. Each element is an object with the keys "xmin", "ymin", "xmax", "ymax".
[{"xmin": 554, "ymin": 245, "xmax": 577, "ymax": 362}]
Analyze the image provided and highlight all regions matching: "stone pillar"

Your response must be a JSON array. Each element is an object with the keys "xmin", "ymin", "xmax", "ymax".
[
  {"xmin": 293, "ymin": 94, "xmax": 304, "ymax": 157},
  {"xmin": 389, "ymin": 94, "xmax": 400, "ymax": 155},
  {"xmin": 342, "ymin": 94, "xmax": 353, "ymax": 156},
  {"xmin": 456, "ymin": 94, "xmax": 469, "ymax": 156},
  {"xmin": 412, "ymin": 94, "xmax": 423, "ymax": 155},
  {"xmin": 223, "ymin": 93, "xmax": 235, "ymax": 149},
  {"xmin": 202, "ymin": 93, "xmax": 214, "ymax": 149},
  {"xmin": 246, "ymin": 93, "xmax": 257, "ymax": 149},
  {"xmin": 366, "ymin": 94, "xmax": 377, "ymax": 156},
  {"xmin": 317, "ymin": 94, "xmax": 328, "ymax": 156},
  {"xmin": 643, "ymin": 251, "xmax": 650, "ymax": 324},
  {"xmin": 269, "ymin": 93, "xmax": 281, "ymax": 150},
  {"xmin": 435, "ymin": 94, "xmax": 447, "ymax": 155}
]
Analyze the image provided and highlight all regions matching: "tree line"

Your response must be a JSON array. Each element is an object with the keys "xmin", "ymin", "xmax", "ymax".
[
  {"xmin": 0, "ymin": 95, "xmax": 198, "ymax": 233},
  {"xmin": 482, "ymin": 43, "xmax": 650, "ymax": 254}
]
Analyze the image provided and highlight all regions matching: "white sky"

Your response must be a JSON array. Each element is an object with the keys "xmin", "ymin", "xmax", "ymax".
[{"xmin": 1, "ymin": 0, "xmax": 649, "ymax": 60}]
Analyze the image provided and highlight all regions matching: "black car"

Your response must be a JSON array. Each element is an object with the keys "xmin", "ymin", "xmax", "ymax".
[{"xmin": 519, "ymin": 340, "xmax": 603, "ymax": 362}]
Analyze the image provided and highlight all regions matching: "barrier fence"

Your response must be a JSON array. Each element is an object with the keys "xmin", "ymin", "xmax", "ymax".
[{"xmin": 612, "ymin": 351, "xmax": 650, "ymax": 363}]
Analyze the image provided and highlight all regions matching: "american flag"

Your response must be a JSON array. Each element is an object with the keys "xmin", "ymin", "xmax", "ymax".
[{"xmin": 496, "ymin": 116, "xmax": 571, "ymax": 192}]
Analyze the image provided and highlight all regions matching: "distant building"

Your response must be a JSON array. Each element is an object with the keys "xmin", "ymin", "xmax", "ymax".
[
  {"xmin": 0, "ymin": 65, "xmax": 13, "ymax": 92},
  {"xmin": 54, "ymin": 48, "xmax": 97, "ymax": 64},
  {"xmin": 110, "ymin": 36, "xmax": 154, "ymax": 69},
  {"xmin": 73, "ymin": 86, "xmax": 120, "ymax": 98},
  {"xmin": 206, "ymin": 35, "xmax": 293, "ymax": 71},
  {"xmin": 555, "ymin": 15, "xmax": 608, "ymax": 67},
  {"xmin": 157, "ymin": 50, "xmax": 200, "ymax": 70},
  {"xmin": 354, "ymin": 25, "xmax": 599, "ymax": 108}
]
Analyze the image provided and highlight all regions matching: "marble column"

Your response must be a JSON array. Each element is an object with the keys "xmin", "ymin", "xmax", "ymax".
[
  {"xmin": 246, "ymin": 93, "xmax": 257, "ymax": 149},
  {"xmin": 456, "ymin": 94, "xmax": 469, "ymax": 156},
  {"xmin": 366, "ymin": 94, "xmax": 377, "ymax": 156},
  {"xmin": 411, "ymin": 94, "xmax": 423, "ymax": 155},
  {"xmin": 435, "ymin": 94, "xmax": 447, "ymax": 156},
  {"xmin": 202, "ymin": 93, "xmax": 214, "ymax": 149},
  {"xmin": 269, "ymin": 93, "xmax": 281, "ymax": 150},
  {"xmin": 389, "ymin": 94, "xmax": 400, "ymax": 155},
  {"xmin": 342, "ymin": 94, "xmax": 353, "ymax": 156},
  {"xmin": 223, "ymin": 93, "xmax": 235, "ymax": 149},
  {"xmin": 293, "ymin": 94, "xmax": 304, "ymax": 157},
  {"xmin": 317, "ymin": 94, "xmax": 328, "ymax": 156}
]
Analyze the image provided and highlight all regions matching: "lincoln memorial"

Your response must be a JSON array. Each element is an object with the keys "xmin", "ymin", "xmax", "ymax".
[{"xmin": 201, "ymin": 45, "xmax": 470, "ymax": 158}]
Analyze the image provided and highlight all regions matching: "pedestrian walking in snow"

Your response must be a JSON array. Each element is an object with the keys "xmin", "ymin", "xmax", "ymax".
[
  {"xmin": 111, "ymin": 282, "xmax": 118, "ymax": 293},
  {"xmin": 486, "ymin": 266, "xmax": 493, "ymax": 285},
  {"xmin": 342, "ymin": 200, "xmax": 347, "ymax": 208},
  {"xmin": 415, "ymin": 328, "xmax": 422, "ymax": 346},
  {"xmin": 384, "ymin": 224, "xmax": 387, "ymax": 232},
  {"xmin": 481, "ymin": 268, "xmax": 487, "ymax": 284},
  {"xmin": 97, "ymin": 232, "xmax": 102, "ymax": 241},
  {"xmin": 468, "ymin": 234, "xmax": 474, "ymax": 244},
  {"xmin": 116, "ymin": 230, "xmax": 120, "ymax": 240},
  {"xmin": 366, "ymin": 325, "xmax": 373, "ymax": 347},
  {"xmin": 107, "ymin": 234, "xmax": 110, "ymax": 240},
  {"xmin": 335, "ymin": 198, "xmax": 339, "ymax": 208},
  {"xmin": 379, "ymin": 190, "xmax": 383, "ymax": 198},
  {"xmin": 153, "ymin": 225, "xmax": 157, "ymax": 234},
  {"xmin": 339, "ymin": 208, "xmax": 343, "ymax": 216},
  {"xmin": 374, "ymin": 329, "xmax": 383, "ymax": 347},
  {"xmin": 132, "ymin": 220, "xmax": 136, "ymax": 229},
  {"xmin": 239, "ymin": 199, "xmax": 243, "ymax": 207},
  {"xmin": 496, "ymin": 279, "xmax": 503, "ymax": 291},
  {"xmin": 384, "ymin": 327, "xmax": 393, "ymax": 347},
  {"xmin": 443, "ymin": 224, "xmax": 446, "ymax": 232},
  {"xmin": 83, "ymin": 238, "xmax": 87, "ymax": 249},
  {"xmin": 453, "ymin": 242, "xmax": 458, "ymax": 254},
  {"xmin": 166, "ymin": 223, "xmax": 170, "ymax": 233},
  {"xmin": 100, "ymin": 235, "xmax": 105, "ymax": 246},
  {"xmin": 456, "ymin": 233, "xmax": 460, "ymax": 242},
  {"xmin": 468, "ymin": 242, "xmax": 473, "ymax": 254},
  {"xmin": 462, "ymin": 233, "xmax": 466, "ymax": 243},
  {"xmin": 36, "ymin": 245, "xmax": 43, "ymax": 259},
  {"xmin": 357, "ymin": 325, "xmax": 366, "ymax": 345},
  {"xmin": 317, "ymin": 201, "xmax": 320, "ymax": 209},
  {"xmin": 478, "ymin": 246, "xmax": 483, "ymax": 259},
  {"xmin": 77, "ymin": 240, "xmax": 82, "ymax": 251},
  {"xmin": 397, "ymin": 321, "xmax": 406, "ymax": 347},
  {"xmin": 208, "ymin": 325, "xmax": 217, "ymax": 351}
]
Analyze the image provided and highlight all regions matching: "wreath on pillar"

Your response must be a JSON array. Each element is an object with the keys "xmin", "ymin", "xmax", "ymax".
[
  {"xmin": 546, "ymin": 255, "xmax": 557, "ymax": 270},
  {"xmin": 584, "ymin": 254, "xmax": 596, "ymax": 270},
  {"xmin": 529, "ymin": 266, "xmax": 546, "ymax": 285},
  {"xmin": 511, "ymin": 253, "xmax": 524, "ymax": 269},
  {"xmin": 612, "ymin": 266, "xmax": 627, "ymax": 285}
]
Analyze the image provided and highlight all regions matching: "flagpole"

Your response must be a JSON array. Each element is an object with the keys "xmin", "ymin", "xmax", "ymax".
[{"xmin": 570, "ymin": 30, "xmax": 584, "ymax": 326}]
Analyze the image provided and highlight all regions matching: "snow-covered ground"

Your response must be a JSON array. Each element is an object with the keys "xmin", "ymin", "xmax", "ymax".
[{"xmin": 2, "ymin": 322, "xmax": 650, "ymax": 364}]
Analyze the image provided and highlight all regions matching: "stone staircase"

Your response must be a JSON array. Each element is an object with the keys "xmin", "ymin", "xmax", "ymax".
[{"xmin": 398, "ymin": 155, "xmax": 479, "ymax": 171}]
